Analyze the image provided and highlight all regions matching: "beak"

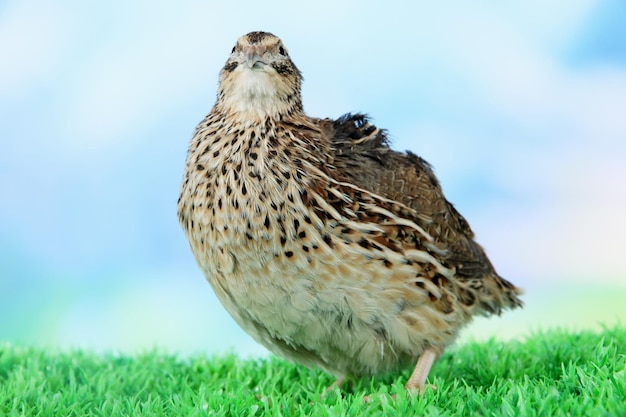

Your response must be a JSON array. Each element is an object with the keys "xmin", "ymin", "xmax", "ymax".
[{"xmin": 242, "ymin": 44, "xmax": 267, "ymax": 69}]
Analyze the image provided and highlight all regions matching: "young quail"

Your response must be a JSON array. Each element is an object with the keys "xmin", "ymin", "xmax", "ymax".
[{"xmin": 177, "ymin": 31, "xmax": 523, "ymax": 392}]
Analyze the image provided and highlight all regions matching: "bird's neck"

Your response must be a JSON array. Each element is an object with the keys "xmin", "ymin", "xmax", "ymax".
[
  {"xmin": 216, "ymin": 71, "xmax": 302, "ymax": 121},
  {"xmin": 217, "ymin": 97, "xmax": 297, "ymax": 121}
]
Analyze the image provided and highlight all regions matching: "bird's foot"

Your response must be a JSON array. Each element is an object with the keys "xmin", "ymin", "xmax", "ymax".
[
  {"xmin": 320, "ymin": 375, "xmax": 349, "ymax": 400},
  {"xmin": 405, "ymin": 383, "xmax": 437, "ymax": 394},
  {"xmin": 404, "ymin": 347, "xmax": 438, "ymax": 393}
]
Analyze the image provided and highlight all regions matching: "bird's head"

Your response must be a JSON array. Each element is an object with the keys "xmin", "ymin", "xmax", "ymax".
[{"xmin": 216, "ymin": 31, "xmax": 303, "ymax": 119}]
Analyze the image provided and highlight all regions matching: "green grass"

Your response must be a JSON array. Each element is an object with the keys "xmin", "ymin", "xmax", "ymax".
[{"xmin": 1, "ymin": 327, "xmax": 625, "ymax": 416}]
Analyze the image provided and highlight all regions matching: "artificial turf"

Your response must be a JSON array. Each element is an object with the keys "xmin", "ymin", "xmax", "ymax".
[{"xmin": 1, "ymin": 326, "xmax": 624, "ymax": 416}]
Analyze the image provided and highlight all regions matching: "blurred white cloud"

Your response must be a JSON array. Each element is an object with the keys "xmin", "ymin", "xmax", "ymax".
[
  {"xmin": 0, "ymin": 2, "xmax": 73, "ymax": 94},
  {"xmin": 59, "ymin": 3, "xmax": 222, "ymax": 149}
]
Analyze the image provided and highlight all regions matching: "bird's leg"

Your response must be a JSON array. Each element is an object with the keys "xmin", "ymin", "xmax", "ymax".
[
  {"xmin": 320, "ymin": 375, "xmax": 347, "ymax": 400},
  {"xmin": 405, "ymin": 347, "xmax": 437, "ymax": 392},
  {"xmin": 328, "ymin": 375, "xmax": 346, "ymax": 391}
]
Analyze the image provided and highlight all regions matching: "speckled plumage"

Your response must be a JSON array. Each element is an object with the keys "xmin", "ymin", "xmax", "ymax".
[{"xmin": 177, "ymin": 31, "xmax": 522, "ymax": 390}]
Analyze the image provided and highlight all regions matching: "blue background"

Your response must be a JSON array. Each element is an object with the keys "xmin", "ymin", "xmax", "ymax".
[{"xmin": 1, "ymin": 0, "xmax": 625, "ymax": 356}]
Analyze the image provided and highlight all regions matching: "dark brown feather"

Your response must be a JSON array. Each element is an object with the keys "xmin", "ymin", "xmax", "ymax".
[{"xmin": 319, "ymin": 113, "xmax": 522, "ymax": 313}]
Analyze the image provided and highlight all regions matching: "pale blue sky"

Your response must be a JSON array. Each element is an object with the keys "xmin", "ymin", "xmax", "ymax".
[{"xmin": 1, "ymin": 1, "xmax": 625, "ymax": 355}]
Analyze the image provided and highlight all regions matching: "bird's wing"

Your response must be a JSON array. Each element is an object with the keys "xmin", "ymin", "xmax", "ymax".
[{"xmin": 317, "ymin": 113, "xmax": 521, "ymax": 311}]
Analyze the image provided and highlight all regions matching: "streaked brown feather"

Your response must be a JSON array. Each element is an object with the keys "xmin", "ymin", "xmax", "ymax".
[
  {"xmin": 319, "ymin": 113, "xmax": 522, "ymax": 313},
  {"xmin": 178, "ymin": 31, "xmax": 522, "ymax": 385}
]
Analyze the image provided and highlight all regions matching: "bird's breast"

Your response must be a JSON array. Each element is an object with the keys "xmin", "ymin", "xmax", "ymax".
[
  {"xmin": 180, "ymin": 142, "xmax": 309, "ymax": 269},
  {"xmin": 178, "ymin": 133, "xmax": 467, "ymax": 375}
]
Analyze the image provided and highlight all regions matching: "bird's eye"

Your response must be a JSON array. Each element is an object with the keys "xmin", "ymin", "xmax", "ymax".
[
  {"xmin": 231, "ymin": 46, "xmax": 236, "ymax": 53},
  {"xmin": 278, "ymin": 46, "xmax": 286, "ymax": 56}
]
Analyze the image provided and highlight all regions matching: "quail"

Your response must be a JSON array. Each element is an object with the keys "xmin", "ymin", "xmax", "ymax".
[{"xmin": 177, "ymin": 31, "xmax": 523, "ymax": 392}]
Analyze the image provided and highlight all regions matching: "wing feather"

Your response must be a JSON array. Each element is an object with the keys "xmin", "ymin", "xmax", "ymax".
[{"xmin": 318, "ymin": 113, "xmax": 522, "ymax": 311}]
